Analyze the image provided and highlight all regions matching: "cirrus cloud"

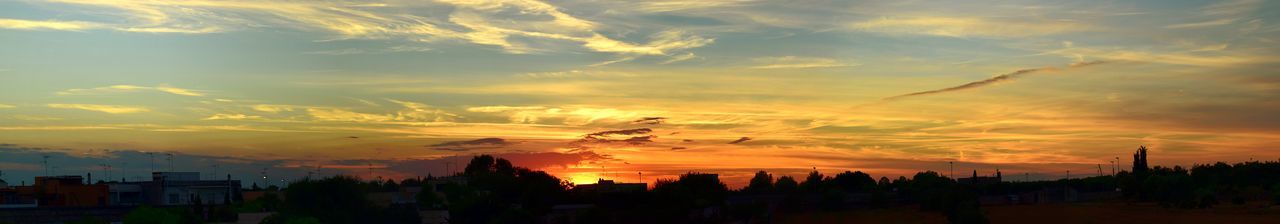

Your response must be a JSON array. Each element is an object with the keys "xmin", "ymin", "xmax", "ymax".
[{"xmin": 47, "ymin": 104, "xmax": 149, "ymax": 114}]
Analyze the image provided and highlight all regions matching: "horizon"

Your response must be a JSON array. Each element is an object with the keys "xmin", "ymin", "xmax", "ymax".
[{"xmin": 2, "ymin": 0, "xmax": 1279, "ymax": 189}]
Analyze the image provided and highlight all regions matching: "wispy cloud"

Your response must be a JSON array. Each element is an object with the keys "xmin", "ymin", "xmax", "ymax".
[
  {"xmin": 521, "ymin": 70, "xmax": 637, "ymax": 78},
  {"xmin": 22, "ymin": 0, "xmax": 713, "ymax": 61},
  {"xmin": 749, "ymin": 56, "xmax": 856, "ymax": 69},
  {"xmin": 635, "ymin": 0, "xmax": 756, "ymax": 13},
  {"xmin": 880, "ymin": 61, "xmax": 1108, "ymax": 101},
  {"xmin": 849, "ymin": 17, "xmax": 1089, "ymax": 38},
  {"xmin": 47, "ymin": 104, "xmax": 149, "ymax": 114},
  {"xmin": 303, "ymin": 45, "xmax": 433, "ymax": 55},
  {"xmin": 1165, "ymin": 18, "xmax": 1236, "ymax": 29},
  {"xmin": 0, "ymin": 104, "xmax": 14, "ymax": 109},
  {"xmin": 203, "ymin": 113, "xmax": 263, "ymax": 120},
  {"xmin": 0, "ymin": 18, "xmax": 105, "ymax": 31},
  {"xmin": 57, "ymin": 84, "xmax": 204, "ymax": 96}
]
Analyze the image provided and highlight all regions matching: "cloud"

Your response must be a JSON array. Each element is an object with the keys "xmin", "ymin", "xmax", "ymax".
[
  {"xmin": 576, "ymin": 128, "xmax": 657, "ymax": 145},
  {"xmin": 728, "ymin": 137, "xmax": 752, "ymax": 144},
  {"xmin": 749, "ymin": 56, "xmax": 857, "ymax": 69},
  {"xmin": 465, "ymin": 106, "xmax": 663, "ymax": 125},
  {"xmin": 306, "ymin": 108, "xmax": 393, "ymax": 122},
  {"xmin": 57, "ymin": 84, "xmax": 204, "ymax": 97},
  {"xmin": 0, "ymin": 104, "xmax": 14, "ymax": 109},
  {"xmin": 429, "ymin": 137, "xmax": 511, "ymax": 151},
  {"xmin": 25, "ymin": 0, "xmax": 714, "ymax": 60},
  {"xmin": 47, "ymin": 104, "xmax": 149, "ymax": 114},
  {"xmin": 252, "ymin": 104, "xmax": 299, "ymax": 113},
  {"xmin": 1047, "ymin": 45, "xmax": 1277, "ymax": 67},
  {"xmin": 635, "ymin": 0, "xmax": 756, "ymax": 13},
  {"xmin": 303, "ymin": 45, "xmax": 433, "ymax": 55},
  {"xmin": 1165, "ymin": 18, "xmax": 1236, "ymax": 29},
  {"xmin": 520, "ymin": 70, "xmax": 637, "ymax": 78},
  {"xmin": 660, "ymin": 52, "xmax": 699, "ymax": 64},
  {"xmin": 585, "ymin": 128, "xmax": 654, "ymax": 138},
  {"xmin": 633, "ymin": 117, "xmax": 667, "ymax": 125},
  {"xmin": 0, "ymin": 18, "xmax": 105, "ymax": 31},
  {"xmin": 849, "ymin": 17, "xmax": 1089, "ymax": 38},
  {"xmin": 466, "ymin": 106, "xmax": 548, "ymax": 113},
  {"xmin": 203, "ymin": 114, "xmax": 263, "ymax": 120},
  {"xmin": 881, "ymin": 61, "xmax": 1109, "ymax": 101}
]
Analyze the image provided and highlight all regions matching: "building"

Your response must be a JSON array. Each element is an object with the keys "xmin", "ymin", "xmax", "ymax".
[
  {"xmin": 420, "ymin": 176, "xmax": 468, "ymax": 209},
  {"xmin": 572, "ymin": 179, "xmax": 646, "ymax": 193},
  {"xmin": 957, "ymin": 169, "xmax": 1002, "ymax": 185},
  {"xmin": 3, "ymin": 175, "xmax": 108, "ymax": 208},
  {"xmin": 108, "ymin": 172, "xmax": 241, "ymax": 206}
]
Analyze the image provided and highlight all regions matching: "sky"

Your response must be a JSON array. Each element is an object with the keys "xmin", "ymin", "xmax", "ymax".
[{"xmin": 1, "ymin": 0, "xmax": 1278, "ymax": 188}]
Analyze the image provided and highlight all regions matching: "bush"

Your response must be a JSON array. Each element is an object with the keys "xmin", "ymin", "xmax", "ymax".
[
  {"xmin": 66, "ymin": 217, "xmax": 108, "ymax": 224},
  {"xmin": 123, "ymin": 206, "xmax": 192, "ymax": 224}
]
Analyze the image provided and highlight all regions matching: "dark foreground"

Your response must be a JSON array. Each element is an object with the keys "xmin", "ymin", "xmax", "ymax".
[{"xmin": 777, "ymin": 201, "xmax": 1280, "ymax": 224}]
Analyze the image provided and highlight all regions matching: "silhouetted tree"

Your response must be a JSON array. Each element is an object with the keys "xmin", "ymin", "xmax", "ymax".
[
  {"xmin": 775, "ymin": 176, "xmax": 799, "ymax": 193},
  {"xmin": 830, "ymin": 171, "xmax": 876, "ymax": 193},
  {"xmin": 745, "ymin": 171, "xmax": 774, "ymax": 193},
  {"xmin": 800, "ymin": 170, "xmax": 825, "ymax": 192}
]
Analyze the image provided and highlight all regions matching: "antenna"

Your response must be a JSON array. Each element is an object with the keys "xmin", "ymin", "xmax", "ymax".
[
  {"xmin": 42, "ymin": 155, "xmax": 51, "ymax": 176},
  {"xmin": 147, "ymin": 152, "xmax": 155, "ymax": 173},
  {"xmin": 100, "ymin": 164, "xmax": 112, "ymax": 181},
  {"xmin": 165, "ymin": 153, "xmax": 174, "ymax": 171}
]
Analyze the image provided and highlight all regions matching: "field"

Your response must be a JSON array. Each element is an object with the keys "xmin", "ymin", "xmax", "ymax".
[{"xmin": 777, "ymin": 201, "xmax": 1280, "ymax": 224}]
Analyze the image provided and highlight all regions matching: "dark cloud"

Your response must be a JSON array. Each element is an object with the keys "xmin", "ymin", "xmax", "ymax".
[
  {"xmin": 575, "ymin": 128, "xmax": 658, "ymax": 146},
  {"xmin": 428, "ymin": 138, "xmax": 510, "ymax": 151},
  {"xmin": 671, "ymin": 147, "xmax": 687, "ymax": 150},
  {"xmin": 585, "ymin": 128, "xmax": 653, "ymax": 137},
  {"xmin": 728, "ymin": 137, "xmax": 753, "ymax": 144},
  {"xmin": 632, "ymin": 117, "xmax": 666, "ymax": 125},
  {"xmin": 386, "ymin": 151, "xmax": 612, "ymax": 176},
  {"xmin": 879, "ymin": 61, "xmax": 1109, "ymax": 102}
]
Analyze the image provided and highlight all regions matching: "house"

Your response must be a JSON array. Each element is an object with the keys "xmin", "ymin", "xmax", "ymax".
[
  {"xmin": 421, "ymin": 176, "xmax": 469, "ymax": 209},
  {"xmin": 5, "ymin": 175, "xmax": 108, "ymax": 207},
  {"xmin": 107, "ymin": 172, "xmax": 241, "ymax": 206},
  {"xmin": 957, "ymin": 169, "xmax": 1002, "ymax": 185},
  {"xmin": 572, "ymin": 179, "xmax": 646, "ymax": 194}
]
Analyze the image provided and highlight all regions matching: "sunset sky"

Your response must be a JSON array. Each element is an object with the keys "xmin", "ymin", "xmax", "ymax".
[{"xmin": 1, "ymin": 0, "xmax": 1278, "ymax": 187}]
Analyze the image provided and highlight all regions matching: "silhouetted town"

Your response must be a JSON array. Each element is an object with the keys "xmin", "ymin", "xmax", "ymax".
[{"xmin": 1, "ymin": 146, "xmax": 1278, "ymax": 224}]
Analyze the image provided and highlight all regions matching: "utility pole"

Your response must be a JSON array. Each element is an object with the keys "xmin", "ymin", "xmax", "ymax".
[
  {"xmin": 1097, "ymin": 164, "xmax": 1103, "ymax": 177},
  {"xmin": 1116, "ymin": 157, "xmax": 1122, "ymax": 172},
  {"xmin": 1110, "ymin": 160, "xmax": 1116, "ymax": 176},
  {"xmin": 949, "ymin": 161, "xmax": 955, "ymax": 180}
]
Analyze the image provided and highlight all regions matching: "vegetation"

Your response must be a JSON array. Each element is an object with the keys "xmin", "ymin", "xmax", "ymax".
[{"xmin": 124, "ymin": 146, "xmax": 1267, "ymax": 224}]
